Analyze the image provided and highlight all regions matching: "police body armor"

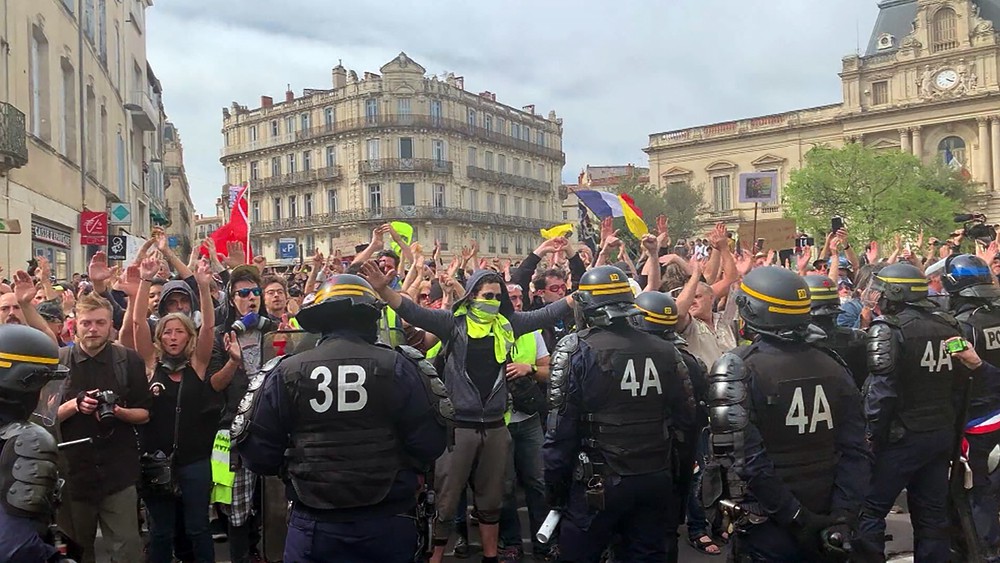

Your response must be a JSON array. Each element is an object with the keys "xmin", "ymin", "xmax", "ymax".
[
  {"xmin": 282, "ymin": 337, "xmax": 403, "ymax": 510},
  {"xmin": 0, "ymin": 421, "xmax": 61, "ymax": 532},
  {"xmin": 578, "ymin": 328, "xmax": 683, "ymax": 477},
  {"xmin": 881, "ymin": 308, "xmax": 962, "ymax": 433},
  {"xmin": 957, "ymin": 304, "xmax": 1000, "ymax": 417},
  {"xmin": 823, "ymin": 326, "xmax": 868, "ymax": 390}
]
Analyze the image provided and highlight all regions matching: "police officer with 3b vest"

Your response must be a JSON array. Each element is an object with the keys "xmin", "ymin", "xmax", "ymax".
[
  {"xmin": 804, "ymin": 274, "xmax": 869, "ymax": 389},
  {"xmin": 234, "ymin": 274, "xmax": 450, "ymax": 563},
  {"xmin": 855, "ymin": 262, "xmax": 970, "ymax": 562},
  {"xmin": 542, "ymin": 266, "xmax": 697, "ymax": 562},
  {"xmin": 0, "ymin": 324, "xmax": 74, "ymax": 563},
  {"xmin": 944, "ymin": 253, "xmax": 1000, "ymax": 561},
  {"xmin": 704, "ymin": 266, "xmax": 869, "ymax": 562}
]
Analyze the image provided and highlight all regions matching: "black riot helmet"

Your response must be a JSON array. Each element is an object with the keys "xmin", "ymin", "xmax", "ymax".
[
  {"xmin": 296, "ymin": 274, "xmax": 384, "ymax": 334},
  {"xmin": 943, "ymin": 253, "xmax": 1000, "ymax": 299},
  {"xmin": 574, "ymin": 266, "xmax": 635, "ymax": 327},
  {"xmin": 631, "ymin": 291, "xmax": 679, "ymax": 334},
  {"xmin": 804, "ymin": 274, "xmax": 842, "ymax": 318},
  {"xmin": 734, "ymin": 266, "xmax": 813, "ymax": 335},
  {"xmin": 861, "ymin": 262, "xmax": 929, "ymax": 311},
  {"xmin": 0, "ymin": 325, "xmax": 69, "ymax": 423}
]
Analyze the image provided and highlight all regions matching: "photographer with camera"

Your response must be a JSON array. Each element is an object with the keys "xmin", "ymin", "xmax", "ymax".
[{"xmin": 55, "ymin": 292, "xmax": 151, "ymax": 563}]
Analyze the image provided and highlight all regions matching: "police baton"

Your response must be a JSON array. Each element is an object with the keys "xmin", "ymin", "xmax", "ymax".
[
  {"xmin": 536, "ymin": 510, "xmax": 561, "ymax": 544},
  {"xmin": 57, "ymin": 437, "xmax": 92, "ymax": 449}
]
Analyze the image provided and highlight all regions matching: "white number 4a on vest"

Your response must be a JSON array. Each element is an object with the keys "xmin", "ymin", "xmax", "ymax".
[
  {"xmin": 785, "ymin": 385, "xmax": 834, "ymax": 435},
  {"xmin": 620, "ymin": 358, "xmax": 663, "ymax": 397},
  {"xmin": 920, "ymin": 341, "xmax": 954, "ymax": 373}
]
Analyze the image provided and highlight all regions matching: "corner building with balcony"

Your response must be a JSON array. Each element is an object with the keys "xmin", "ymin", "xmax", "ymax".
[
  {"xmin": 646, "ymin": 0, "xmax": 1000, "ymax": 225},
  {"xmin": 220, "ymin": 52, "xmax": 565, "ymax": 261}
]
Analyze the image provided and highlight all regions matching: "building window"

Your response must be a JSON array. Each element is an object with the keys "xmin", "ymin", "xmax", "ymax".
[
  {"xmin": 470, "ymin": 189, "xmax": 479, "ymax": 211},
  {"xmin": 288, "ymin": 195, "xmax": 297, "ymax": 218},
  {"xmin": 513, "ymin": 197, "xmax": 522, "ymax": 216},
  {"xmin": 872, "ymin": 81, "xmax": 889, "ymax": 105},
  {"xmin": 487, "ymin": 193, "xmax": 495, "ymax": 212},
  {"xmin": 285, "ymin": 116, "xmax": 295, "ymax": 134},
  {"xmin": 713, "ymin": 175, "xmax": 732, "ymax": 212},
  {"xmin": 369, "ymin": 184, "xmax": 382, "ymax": 214},
  {"xmin": 468, "ymin": 108, "xmax": 477, "ymax": 127},
  {"xmin": 249, "ymin": 125, "xmax": 257, "ymax": 142},
  {"xmin": 400, "ymin": 182, "xmax": 416, "ymax": 207},
  {"xmin": 29, "ymin": 26, "xmax": 51, "ymax": 141},
  {"xmin": 287, "ymin": 153, "xmax": 296, "ymax": 174},
  {"xmin": 304, "ymin": 193, "xmax": 313, "ymax": 216},
  {"xmin": 938, "ymin": 135, "xmax": 967, "ymax": 167},
  {"xmin": 60, "ymin": 59, "xmax": 76, "ymax": 160},
  {"xmin": 399, "ymin": 137, "xmax": 413, "ymax": 159},
  {"xmin": 435, "ymin": 227, "xmax": 448, "ymax": 250},
  {"xmin": 513, "ymin": 158, "xmax": 521, "ymax": 176},
  {"xmin": 526, "ymin": 199, "xmax": 534, "ymax": 218},
  {"xmin": 303, "ymin": 150, "xmax": 312, "ymax": 171},
  {"xmin": 327, "ymin": 189, "xmax": 338, "ymax": 213},
  {"xmin": 499, "ymin": 194, "xmax": 507, "ymax": 215},
  {"xmin": 430, "ymin": 99, "xmax": 442, "ymax": 124},
  {"xmin": 324, "ymin": 106, "xmax": 334, "ymax": 126},
  {"xmin": 366, "ymin": 98, "xmax": 379, "ymax": 124},
  {"xmin": 468, "ymin": 146, "xmax": 477, "ymax": 166},
  {"xmin": 562, "ymin": 210, "xmax": 568, "ymax": 220},
  {"xmin": 301, "ymin": 112, "xmax": 310, "ymax": 131},
  {"xmin": 536, "ymin": 130, "xmax": 545, "ymax": 146},
  {"xmin": 497, "ymin": 117, "xmax": 506, "ymax": 136},
  {"xmin": 366, "ymin": 138, "xmax": 380, "ymax": 160},
  {"xmin": 252, "ymin": 200, "xmax": 260, "ymax": 223},
  {"xmin": 397, "ymin": 97, "xmax": 411, "ymax": 118},
  {"xmin": 537, "ymin": 163, "xmax": 545, "ymax": 181},
  {"xmin": 97, "ymin": 0, "xmax": 106, "ymax": 63},
  {"xmin": 523, "ymin": 126, "xmax": 531, "ymax": 142},
  {"xmin": 270, "ymin": 119, "xmax": 278, "ymax": 137},
  {"xmin": 306, "ymin": 234, "xmax": 315, "ymax": 254},
  {"xmin": 271, "ymin": 156, "xmax": 281, "ymax": 177},
  {"xmin": 498, "ymin": 154, "xmax": 506, "ymax": 174},
  {"xmin": 432, "ymin": 139, "xmax": 445, "ymax": 162},
  {"xmin": 485, "ymin": 151, "xmax": 494, "ymax": 170},
  {"xmin": 512, "ymin": 122, "xmax": 521, "ymax": 139},
  {"xmin": 250, "ymin": 161, "xmax": 259, "ymax": 180},
  {"xmin": 273, "ymin": 197, "xmax": 282, "ymax": 220},
  {"xmin": 325, "ymin": 146, "xmax": 336, "ymax": 168},
  {"xmin": 488, "ymin": 232, "xmax": 496, "ymax": 253},
  {"xmin": 433, "ymin": 184, "xmax": 445, "ymax": 208},
  {"xmin": 932, "ymin": 8, "xmax": 958, "ymax": 52},
  {"xmin": 484, "ymin": 114, "xmax": 493, "ymax": 131},
  {"xmin": 515, "ymin": 234, "xmax": 523, "ymax": 254}
]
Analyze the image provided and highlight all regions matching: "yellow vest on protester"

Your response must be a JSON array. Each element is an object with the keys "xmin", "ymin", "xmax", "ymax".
[
  {"xmin": 379, "ymin": 308, "xmax": 406, "ymax": 347},
  {"xmin": 505, "ymin": 331, "xmax": 539, "ymax": 425}
]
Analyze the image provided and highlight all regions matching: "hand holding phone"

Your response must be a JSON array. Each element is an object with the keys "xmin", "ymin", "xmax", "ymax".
[
  {"xmin": 831, "ymin": 216, "xmax": 845, "ymax": 234},
  {"xmin": 945, "ymin": 337, "xmax": 983, "ymax": 370}
]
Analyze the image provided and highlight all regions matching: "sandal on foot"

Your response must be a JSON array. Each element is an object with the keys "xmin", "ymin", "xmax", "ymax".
[{"xmin": 689, "ymin": 535, "xmax": 722, "ymax": 556}]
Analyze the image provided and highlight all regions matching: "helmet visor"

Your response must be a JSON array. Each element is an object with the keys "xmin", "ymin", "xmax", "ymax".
[
  {"xmin": 33, "ymin": 377, "xmax": 68, "ymax": 427},
  {"xmin": 860, "ymin": 277, "xmax": 884, "ymax": 309}
]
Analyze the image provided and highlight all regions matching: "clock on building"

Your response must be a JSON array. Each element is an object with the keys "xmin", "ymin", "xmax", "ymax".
[{"xmin": 935, "ymin": 69, "xmax": 959, "ymax": 90}]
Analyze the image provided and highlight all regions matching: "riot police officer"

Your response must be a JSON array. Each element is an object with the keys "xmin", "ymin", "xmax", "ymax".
[
  {"xmin": 855, "ymin": 262, "xmax": 966, "ymax": 562},
  {"xmin": 705, "ymin": 266, "xmax": 869, "ymax": 562},
  {"xmin": 804, "ymin": 274, "xmax": 868, "ymax": 389},
  {"xmin": 235, "ymin": 274, "xmax": 449, "ymax": 563},
  {"xmin": 944, "ymin": 253, "xmax": 1000, "ymax": 561},
  {"xmin": 542, "ymin": 266, "xmax": 697, "ymax": 561},
  {"xmin": 0, "ymin": 324, "xmax": 71, "ymax": 562}
]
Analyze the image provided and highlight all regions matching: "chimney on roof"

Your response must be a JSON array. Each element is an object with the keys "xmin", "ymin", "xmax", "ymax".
[
  {"xmin": 261, "ymin": 96, "xmax": 273, "ymax": 109},
  {"xmin": 332, "ymin": 60, "xmax": 346, "ymax": 89},
  {"xmin": 479, "ymin": 91, "xmax": 496, "ymax": 101},
  {"xmin": 285, "ymin": 87, "xmax": 294, "ymax": 103},
  {"xmin": 454, "ymin": 76, "xmax": 464, "ymax": 90},
  {"xmin": 523, "ymin": 104, "xmax": 535, "ymax": 115}
]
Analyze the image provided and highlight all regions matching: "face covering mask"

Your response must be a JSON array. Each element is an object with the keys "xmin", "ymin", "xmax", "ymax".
[{"xmin": 469, "ymin": 298, "xmax": 501, "ymax": 322}]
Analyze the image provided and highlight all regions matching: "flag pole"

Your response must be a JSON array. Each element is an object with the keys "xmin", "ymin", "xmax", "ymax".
[{"xmin": 244, "ymin": 181, "xmax": 251, "ymax": 264}]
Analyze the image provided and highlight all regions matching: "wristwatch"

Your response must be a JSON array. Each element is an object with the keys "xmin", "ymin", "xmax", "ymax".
[{"xmin": 530, "ymin": 365, "xmax": 538, "ymax": 377}]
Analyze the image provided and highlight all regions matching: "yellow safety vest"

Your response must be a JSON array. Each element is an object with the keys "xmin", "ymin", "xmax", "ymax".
[
  {"xmin": 379, "ymin": 308, "xmax": 406, "ymax": 347},
  {"xmin": 505, "ymin": 331, "xmax": 539, "ymax": 425},
  {"xmin": 210, "ymin": 430, "xmax": 234, "ymax": 504}
]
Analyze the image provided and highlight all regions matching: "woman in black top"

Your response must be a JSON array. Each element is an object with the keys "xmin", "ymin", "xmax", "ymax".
[{"xmin": 134, "ymin": 256, "xmax": 218, "ymax": 563}]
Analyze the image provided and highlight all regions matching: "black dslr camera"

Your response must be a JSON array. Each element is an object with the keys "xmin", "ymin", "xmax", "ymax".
[
  {"xmin": 89, "ymin": 390, "xmax": 119, "ymax": 422},
  {"xmin": 955, "ymin": 213, "xmax": 997, "ymax": 243}
]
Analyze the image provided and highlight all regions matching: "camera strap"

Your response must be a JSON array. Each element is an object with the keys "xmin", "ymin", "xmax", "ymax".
[{"xmin": 170, "ymin": 370, "xmax": 185, "ymax": 460}]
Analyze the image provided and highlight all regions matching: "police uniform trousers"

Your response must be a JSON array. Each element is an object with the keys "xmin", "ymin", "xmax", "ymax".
[
  {"xmin": 856, "ymin": 428, "xmax": 952, "ymax": 562},
  {"xmin": 967, "ymin": 430, "xmax": 1000, "ymax": 560},
  {"xmin": 558, "ymin": 471, "xmax": 672, "ymax": 563},
  {"xmin": 284, "ymin": 508, "xmax": 419, "ymax": 563}
]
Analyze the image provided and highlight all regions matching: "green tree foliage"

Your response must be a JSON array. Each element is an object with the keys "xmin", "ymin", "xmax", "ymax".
[{"xmin": 783, "ymin": 143, "xmax": 974, "ymax": 243}]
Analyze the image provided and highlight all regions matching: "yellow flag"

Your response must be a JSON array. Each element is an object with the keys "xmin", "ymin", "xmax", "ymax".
[
  {"xmin": 540, "ymin": 223, "xmax": 574, "ymax": 240},
  {"xmin": 618, "ymin": 194, "xmax": 648, "ymax": 238},
  {"xmin": 389, "ymin": 221, "xmax": 413, "ymax": 254}
]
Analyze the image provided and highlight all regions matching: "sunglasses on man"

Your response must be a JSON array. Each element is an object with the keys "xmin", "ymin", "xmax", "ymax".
[{"xmin": 234, "ymin": 287, "xmax": 262, "ymax": 298}]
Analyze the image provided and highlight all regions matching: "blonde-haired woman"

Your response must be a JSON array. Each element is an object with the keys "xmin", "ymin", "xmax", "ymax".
[{"xmin": 133, "ymin": 256, "xmax": 218, "ymax": 563}]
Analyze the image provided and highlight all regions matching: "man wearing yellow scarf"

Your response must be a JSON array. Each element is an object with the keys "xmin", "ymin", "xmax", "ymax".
[{"xmin": 360, "ymin": 262, "xmax": 574, "ymax": 563}]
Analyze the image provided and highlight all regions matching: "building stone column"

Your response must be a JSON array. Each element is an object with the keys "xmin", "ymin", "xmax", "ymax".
[
  {"xmin": 911, "ymin": 126, "xmax": 922, "ymax": 160},
  {"xmin": 992, "ymin": 117, "xmax": 1000, "ymax": 192},
  {"xmin": 899, "ymin": 128, "xmax": 911, "ymax": 153},
  {"xmin": 978, "ymin": 117, "xmax": 991, "ymax": 189}
]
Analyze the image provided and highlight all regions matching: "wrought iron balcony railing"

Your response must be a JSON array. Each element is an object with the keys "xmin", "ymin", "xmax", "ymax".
[
  {"xmin": 358, "ymin": 158, "xmax": 453, "ymax": 175},
  {"xmin": 466, "ymin": 166, "xmax": 551, "ymax": 193},
  {"xmin": 250, "ymin": 165, "xmax": 342, "ymax": 190},
  {"xmin": 252, "ymin": 205, "xmax": 551, "ymax": 234},
  {"xmin": 0, "ymin": 102, "xmax": 28, "ymax": 171}
]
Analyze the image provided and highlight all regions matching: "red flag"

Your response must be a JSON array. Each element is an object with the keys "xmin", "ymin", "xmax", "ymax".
[
  {"xmin": 200, "ymin": 183, "xmax": 252, "ymax": 263},
  {"xmin": 619, "ymin": 193, "xmax": 644, "ymax": 218}
]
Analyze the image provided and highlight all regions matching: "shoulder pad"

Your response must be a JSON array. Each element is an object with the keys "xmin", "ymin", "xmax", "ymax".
[
  {"xmin": 816, "ymin": 345, "xmax": 850, "ymax": 370},
  {"xmin": 866, "ymin": 322, "xmax": 896, "ymax": 375},
  {"xmin": 0, "ymin": 422, "xmax": 60, "ymax": 519},
  {"xmin": 233, "ymin": 357, "xmax": 288, "ymax": 443},
  {"xmin": 708, "ymin": 352, "xmax": 748, "ymax": 383},
  {"xmin": 374, "ymin": 341, "xmax": 394, "ymax": 351},
  {"xmin": 931, "ymin": 310, "xmax": 961, "ymax": 330},
  {"xmin": 260, "ymin": 355, "xmax": 286, "ymax": 374},
  {"xmin": 396, "ymin": 345, "xmax": 425, "ymax": 361},
  {"xmin": 548, "ymin": 333, "xmax": 579, "ymax": 411},
  {"xmin": 873, "ymin": 315, "xmax": 900, "ymax": 328}
]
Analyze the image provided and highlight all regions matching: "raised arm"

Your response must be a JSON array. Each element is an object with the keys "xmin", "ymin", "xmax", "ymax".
[
  {"xmin": 157, "ymin": 229, "xmax": 193, "ymax": 280},
  {"xmin": 352, "ymin": 224, "xmax": 389, "ymax": 266},
  {"xmin": 675, "ymin": 259, "xmax": 704, "ymax": 333},
  {"xmin": 304, "ymin": 249, "xmax": 324, "ymax": 296},
  {"xmin": 133, "ymin": 260, "xmax": 158, "ymax": 370},
  {"xmin": 11, "ymin": 270, "xmax": 57, "ymax": 344},
  {"xmin": 387, "ymin": 224, "xmax": 415, "ymax": 270},
  {"xmin": 360, "ymin": 261, "xmax": 455, "ymax": 339},
  {"xmin": 640, "ymin": 234, "xmax": 661, "ymax": 292}
]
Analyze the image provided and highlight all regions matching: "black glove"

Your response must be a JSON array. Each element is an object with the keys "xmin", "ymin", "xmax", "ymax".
[
  {"xmin": 791, "ymin": 508, "xmax": 836, "ymax": 556},
  {"xmin": 820, "ymin": 512, "xmax": 856, "ymax": 560},
  {"xmin": 545, "ymin": 480, "xmax": 569, "ymax": 510}
]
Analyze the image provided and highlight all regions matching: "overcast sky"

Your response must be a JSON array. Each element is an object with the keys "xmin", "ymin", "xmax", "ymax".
[{"xmin": 146, "ymin": 0, "xmax": 880, "ymax": 216}]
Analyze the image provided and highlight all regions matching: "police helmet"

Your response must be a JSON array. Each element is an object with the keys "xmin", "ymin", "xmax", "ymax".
[
  {"xmin": 803, "ymin": 275, "xmax": 842, "ymax": 317},
  {"xmin": 864, "ymin": 262, "xmax": 928, "ymax": 305},
  {"xmin": 631, "ymin": 291, "xmax": 679, "ymax": 333},
  {"xmin": 296, "ymin": 274, "xmax": 384, "ymax": 333},
  {"xmin": 734, "ymin": 267, "xmax": 812, "ymax": 333},
  {"xmin": 0, "ymin": 324, "xmax": 68, "ymax": 397},
  {"xmin": 574, "ymin": 266, "xmax": 635, "ymax": 324},
  {"xmin": 943, "ymin": 254, "xmax": 1000, "ymax": 299}
]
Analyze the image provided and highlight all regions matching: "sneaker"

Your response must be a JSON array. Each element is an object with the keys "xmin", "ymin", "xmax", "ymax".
[
  {"xmin": 499, "ymin": 545, "xmax": 523, "ymax": 563},
  {"xmin": 452, "ymin": 535, "xmax": 471, "ymax": 559},
  {"xmin": 541, "ymin": 545, "xmax": 560, "ymax": 561}
]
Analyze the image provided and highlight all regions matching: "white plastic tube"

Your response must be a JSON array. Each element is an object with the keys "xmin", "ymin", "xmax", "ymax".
[{"xmin": 536, "ymin": 510, "xmax": 562, "ymax": 544}]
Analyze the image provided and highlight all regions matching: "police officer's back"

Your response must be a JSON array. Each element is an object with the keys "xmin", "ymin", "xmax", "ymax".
[
  {"xmin": 706, "ymin": 267, "xmax": 869, "ymax": 562},
  {"xmin": 0, "ymin": 324, "xmax": 71, "ymax": 563},
  {"xmin": 804, "ymin": 274, "xmax": 869, "ymax": 389},
  {"xmin": 235, "ymin": 275, "xmax": 449, "ymax": 563},
  {"xmin": 855, "ymin": 262, "xmax": 965, "ymax": 562},
  {"xmin": 542, "ymin": 266, "xmax": 696, "ymax": 562}
]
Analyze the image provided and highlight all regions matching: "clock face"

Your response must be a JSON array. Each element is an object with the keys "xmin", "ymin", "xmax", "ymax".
[{"xmin": 936, "ymin": 69, "xmax": 959, "ymax": 89}]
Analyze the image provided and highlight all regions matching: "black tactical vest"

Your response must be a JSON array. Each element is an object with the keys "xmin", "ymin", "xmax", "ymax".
[
  {"xmin": 281, "ymin": 337, "xmax": 401, "ymax": 510},
  {"xmin": 742, "ymin": 341, "xmax": 845, "ymax": 514},
  {"xmin": 892, "ymin": 308, "xmax": 962, "ymax": 433},
  {"xmin": 579, "ymin": 329, "xmax": 679, "ymax": 476},
  {"xmin": 957, "ymin": 303, "xmax": 1000, "ymax": 416},
  {"xmin": 824, "ymin": 327, "xmax": 869, "ymax": 390}
]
